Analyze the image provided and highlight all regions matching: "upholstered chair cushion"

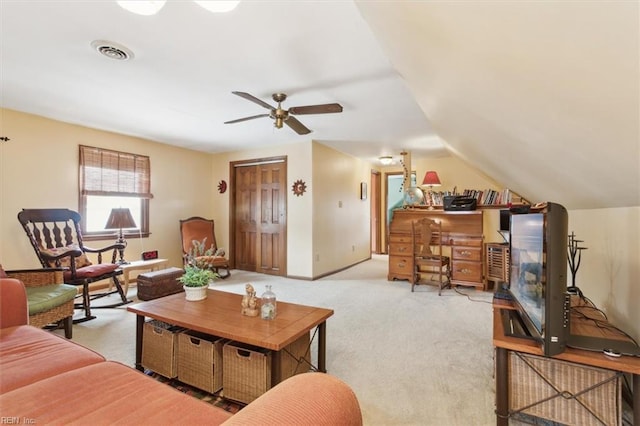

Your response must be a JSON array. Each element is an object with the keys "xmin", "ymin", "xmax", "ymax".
[{"xmin": 62, "ymin": 263, "xmax": 118, "ymax": 281}]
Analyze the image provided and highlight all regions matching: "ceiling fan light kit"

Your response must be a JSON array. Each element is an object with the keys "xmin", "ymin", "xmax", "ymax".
[{"xmin": 225, "ymin": 91, "xmax": 343, "ymax": 135}]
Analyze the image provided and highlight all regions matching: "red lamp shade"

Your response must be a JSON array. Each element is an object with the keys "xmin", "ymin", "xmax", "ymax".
[{"xmin": 422, "ymin": 171, "xmax": 441, "ymax": 187}]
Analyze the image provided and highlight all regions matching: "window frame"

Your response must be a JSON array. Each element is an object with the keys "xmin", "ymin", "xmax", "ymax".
[{"xmin": 78, "ymin": 145, "xmax": 152, "ymax": 241}]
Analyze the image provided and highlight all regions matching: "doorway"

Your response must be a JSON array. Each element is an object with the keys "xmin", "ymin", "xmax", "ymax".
[{"xmin": 230, "ymin": 156, "xmax": 287, "ymax": 276}]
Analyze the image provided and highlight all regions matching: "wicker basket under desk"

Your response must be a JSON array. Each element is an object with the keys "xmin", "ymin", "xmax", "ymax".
[{"xmin": 509, "ymin": 351, "xmax": 622, "ymax": 426}]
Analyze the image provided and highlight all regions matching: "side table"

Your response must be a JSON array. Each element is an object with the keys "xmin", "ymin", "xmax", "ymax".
[{"xmin": 113, "ymin": 259, "xmax": 169, "ymax": 296}]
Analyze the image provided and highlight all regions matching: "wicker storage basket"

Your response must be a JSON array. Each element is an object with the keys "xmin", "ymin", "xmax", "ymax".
[
  {"xmin": 141, "ymin": 320, "xmax": 184, "ymax": 378},
  {"xmin": 178, "ymin": 331, "xmax": 225, "ymax": 393},
  {"xmin": 509, "ymin": 352, "xmax": 622, "ymax": 426},
  {"xmin": 277, "ymin": 332, "xmax": 311, "ymax": 384},
  {"xmin": 223, "ymin": 341, "xmax": 272, "ymax": 404}
]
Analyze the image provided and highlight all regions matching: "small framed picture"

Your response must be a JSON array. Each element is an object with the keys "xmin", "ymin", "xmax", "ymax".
[{"xmin": 360, "ymin": 182, "xmax": 367, "ymax": 200}]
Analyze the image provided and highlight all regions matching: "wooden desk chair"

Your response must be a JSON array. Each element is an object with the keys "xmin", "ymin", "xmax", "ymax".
[
  {"xmin": 412, "ymin": 218, "xmax": 451, "ymax": 295},
  {"xmin": 179, "ymin": 217, "xmax": 230, "ymax": 279},
  {"xmin": 17, "ymin": 208, "xmax": 130, "ymax": 323}
]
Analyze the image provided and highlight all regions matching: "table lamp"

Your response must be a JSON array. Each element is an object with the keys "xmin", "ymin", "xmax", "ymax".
[
  {"xmin": 422, "ymin": 170, "xmax": 442, "ymax": 209},
  {"xmin": 105, "ymin": 208, "xmax": 137, "ymax": 264}
]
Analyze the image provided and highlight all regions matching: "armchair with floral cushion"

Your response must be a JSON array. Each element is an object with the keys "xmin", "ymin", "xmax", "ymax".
[{"xmin": 17, "ymin": 208, "xmax": 130, "ymax": 323}]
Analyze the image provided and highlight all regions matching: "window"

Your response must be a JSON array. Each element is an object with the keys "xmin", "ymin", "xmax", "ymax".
[{"xmin": 79, "ymin": 145, "xmax": 153, "ymax": 240}]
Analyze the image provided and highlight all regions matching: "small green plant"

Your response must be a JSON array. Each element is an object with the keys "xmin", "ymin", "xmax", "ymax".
[{"xmin": 178, "ymin": 265, "xmax": 217, "ymax": 287}]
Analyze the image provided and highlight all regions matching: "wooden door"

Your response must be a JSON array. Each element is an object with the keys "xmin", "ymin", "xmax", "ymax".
[
  {"xmin": 232, "ymin": 159, "xmax": 287, "ymax": 275},
  {"xmin": 256, "ymin": 162, "xmax": 286, "ymax": 274},
  {"xmin": 234, "ymin": 165, "xmax": 258, "ymax": 271}
]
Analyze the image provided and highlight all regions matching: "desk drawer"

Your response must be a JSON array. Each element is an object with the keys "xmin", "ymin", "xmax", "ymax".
[
  {"xmin": 451, "ymin": 260, "xmax": 482, "ymax": 282},
  {"xmin": 389, "ymin": 242, "xmax": 412, "ymax": 256},
  {"xmin": 450, "ymin": 238, "xmax": 482, "ymax": 247},
  {"xmin": 389, "ymin": 234, "xmax": 412, "ymax": 244},
  {"xmin": 452, "ymin": 246, "xmax": 481, "ymax": 262},
  {"xmin": 388, "ymin": 255, "xmax": 413, "ymax": 281}
]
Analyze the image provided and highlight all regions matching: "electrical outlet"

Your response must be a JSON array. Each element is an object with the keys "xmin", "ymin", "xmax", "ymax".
[
  {"xmin": 352, "ymin": 245, "xmax": 355, "ymax": 252},
  {"xmin": 338, "ymin": 201, "xmax": 343, "ymax": 208},
  {"xmin": 315, "ymin": 254, "xmax": 320, "ymax": 261}
]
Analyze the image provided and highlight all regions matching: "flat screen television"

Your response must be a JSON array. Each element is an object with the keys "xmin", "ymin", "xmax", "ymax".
[{"xmin": 507, "ymin": 202, "xmax": 569, "ymax": 356}]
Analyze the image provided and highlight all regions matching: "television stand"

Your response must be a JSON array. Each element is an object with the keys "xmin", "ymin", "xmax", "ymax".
[{"xmin": 493, "ymin": 298, "xmax": 640, "ymax": 426}]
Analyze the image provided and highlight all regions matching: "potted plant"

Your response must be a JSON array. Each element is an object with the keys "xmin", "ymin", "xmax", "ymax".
[
  {"xmin": 178, "ymin": 265, "xmax": 217, "ymax": 301},
  {"xmin": 179, "ymin": 239, "xmax": 220, "ymax": 301}
]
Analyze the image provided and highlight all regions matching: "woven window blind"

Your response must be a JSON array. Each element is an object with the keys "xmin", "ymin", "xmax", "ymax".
[{"xmin": 79, "ymin": 145, "xmax": 153, "ymax": 198}]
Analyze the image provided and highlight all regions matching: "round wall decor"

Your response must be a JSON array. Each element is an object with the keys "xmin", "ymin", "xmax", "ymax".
[
  {"xmin": 292, "ymin": 179, "xmax": 307, "ymax": 196},
  {"xmin": 218, "ymin": 180, "xmax": 227, "ymax": 194}
]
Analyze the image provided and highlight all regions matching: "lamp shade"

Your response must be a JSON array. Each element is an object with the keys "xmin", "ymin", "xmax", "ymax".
[
  {"xmin": 422, "ymin": 171, "xmax": 442, "ymax": 187},
  {"xmin": 105, "ymin": 208, "xmax": 137, "ymax": 230}
]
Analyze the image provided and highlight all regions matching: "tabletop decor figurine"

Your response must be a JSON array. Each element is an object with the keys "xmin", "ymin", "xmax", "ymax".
[{"xmin": 241, "ymin": 283, "xmax": 259, "ymax": 316}]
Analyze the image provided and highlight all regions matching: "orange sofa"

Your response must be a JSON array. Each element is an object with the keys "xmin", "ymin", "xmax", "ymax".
[{"xmin": 0, "ymin": 277, "xmax": 363, "ymax": 425}]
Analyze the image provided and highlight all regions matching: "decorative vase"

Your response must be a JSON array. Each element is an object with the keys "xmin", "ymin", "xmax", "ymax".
[{"xmin": 183, "ymin": 285, "xmax": 208, "ymax": 301}]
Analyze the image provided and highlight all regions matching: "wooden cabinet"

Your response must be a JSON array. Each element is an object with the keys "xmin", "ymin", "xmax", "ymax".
[
  {"xmin": 485, "ymin": 242, "xmax": 509, "ymax": 291},
  {"xmin": 388, "ymin": 209, "xmax": 484, "ymax": 290}
]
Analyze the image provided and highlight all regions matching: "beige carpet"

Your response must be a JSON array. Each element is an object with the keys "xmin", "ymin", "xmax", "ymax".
[{"xmin": 63, "ymin": 254, "xmax": 498, "ymax": 425}]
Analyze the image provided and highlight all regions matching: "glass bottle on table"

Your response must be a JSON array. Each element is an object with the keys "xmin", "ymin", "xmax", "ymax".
[{"xmin": 261, "ymin": 285, "xmax": 276, "ymax": 320}]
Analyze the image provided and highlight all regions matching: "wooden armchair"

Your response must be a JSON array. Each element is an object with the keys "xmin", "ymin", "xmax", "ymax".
[
  {"xmin": 17, "ymin": 208, "xmax": 130, "ymax": 323},
  {"xmin": 2, "ymin": 268, "xmax": 76, "ymax": 338},
  {"xmin": 179, "ymin": 217, "xmax": 230, "ymax": 279}
]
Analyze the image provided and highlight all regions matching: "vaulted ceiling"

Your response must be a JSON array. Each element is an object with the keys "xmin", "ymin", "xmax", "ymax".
[{"xmin": 1, "ymin": 1, "xmax": 638, "ymax": 209}]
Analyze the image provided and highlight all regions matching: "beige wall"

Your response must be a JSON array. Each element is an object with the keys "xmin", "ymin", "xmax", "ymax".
[
  {"xmin": 312, "ymin": 143, "xmax": 371, "ymax": 277},
  {"xmin": 568, "ymin": 207, "xmax": 640, "ymax": 342},
  {"xmin": 0, "ymin": 108, "xmax": 213, "ymax": 270},
  {"xmin": 207, "ymin": 140, "xmax": 313, "ymax": 278}
]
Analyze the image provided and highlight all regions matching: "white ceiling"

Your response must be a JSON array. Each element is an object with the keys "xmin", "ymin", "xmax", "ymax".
[
  {"xmin": 2, "ymin": 1, "xmax": 638, "ymax": 209},
  {"xmin": 0, "ymin": 0, "xmax": 446, "ymax": 163}
]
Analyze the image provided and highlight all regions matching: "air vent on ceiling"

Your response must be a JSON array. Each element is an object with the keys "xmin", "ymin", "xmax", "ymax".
[{"xmin": 90, "ymin": 40, "xmax": 134, "ymax": 61}]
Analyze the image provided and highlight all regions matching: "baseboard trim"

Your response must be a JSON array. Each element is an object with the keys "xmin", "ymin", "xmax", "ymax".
[{"xmin": 288, "ymin": 256, "xmax": 372, "ymax": 281}]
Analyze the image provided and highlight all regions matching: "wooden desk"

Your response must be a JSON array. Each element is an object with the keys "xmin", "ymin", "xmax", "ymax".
[
  {"xmin": 493, "ymin": 298, "xmax": 640, "ymax": 425},
  {"xmin": 388, "ymin": 209, "xmax": 484, "ymax": 289}
]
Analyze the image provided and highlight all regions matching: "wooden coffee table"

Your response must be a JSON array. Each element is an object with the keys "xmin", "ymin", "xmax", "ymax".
[{"xmin": 127, "ymin": 289, "xmax": 334, "ymax": 384}]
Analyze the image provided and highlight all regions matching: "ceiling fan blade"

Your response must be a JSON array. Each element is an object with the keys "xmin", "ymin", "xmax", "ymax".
[
  {"xmin": 231, "ymin": 91, "xmax": 274, "ymax": 110},
  {"xmin": 285, "ymin": 116, "xmax": 312, "ymax": 135},
  {"xmin": 224, "ymin": 113, "xmax": 270, "ymax": 124},
  {"xmin": 288, "ymin": 103, "xmax": 343, "ymax": 115}
]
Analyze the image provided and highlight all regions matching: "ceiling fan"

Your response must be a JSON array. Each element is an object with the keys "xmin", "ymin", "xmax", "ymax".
[{"xmin": 224, "ymin": 91, "xmax": 343, "ymax": 135}]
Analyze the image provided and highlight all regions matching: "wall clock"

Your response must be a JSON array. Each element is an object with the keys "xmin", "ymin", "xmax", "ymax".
[
  {"xmin": 292, "ymin": 179, "xmax": 307, "ymax": 196},
  {"xmin": 218, "ymin": 180, "xmax": 227, "ymax": 194}
]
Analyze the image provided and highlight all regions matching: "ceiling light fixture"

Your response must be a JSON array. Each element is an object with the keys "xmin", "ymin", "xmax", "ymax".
[
  {"xmin": 379, "ymin": 156, "xmax": 393, "ymax": 166},
  {"xmin": 194, "ymin": 1, "xmax": 240, "ymax": 13},
  {"xmin": 117, "ymin": 0, "xmax": 239, "ymax": 15},
  {"xmin": 90, "ymin": 40, "xmax": 135, "ymax": 61},
  {"xmin": 116, "ymin": 1, "xmax": 166, "ymax": 16}
]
